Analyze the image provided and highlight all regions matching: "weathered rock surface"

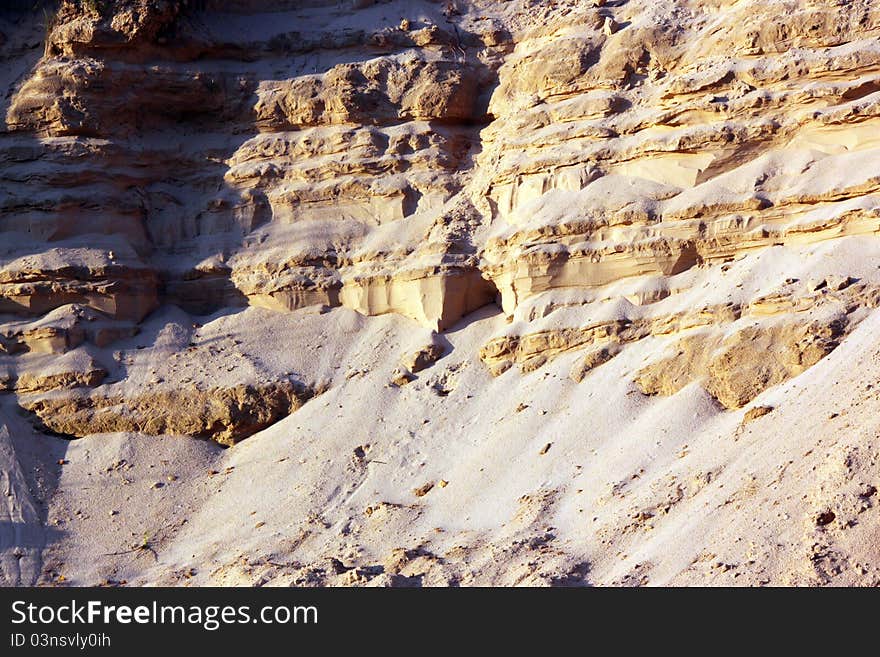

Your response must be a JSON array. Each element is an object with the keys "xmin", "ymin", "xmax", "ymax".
[
  {"xmin": 21, "ymin": 378, "xmax": 316, "ymax": 446},
  {"xmin": 2, "ymin": 0, "xmax": 880, "ymax": 587}
]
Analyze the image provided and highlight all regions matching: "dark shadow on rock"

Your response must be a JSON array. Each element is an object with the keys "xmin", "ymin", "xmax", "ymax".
[
  {"xmin": 549, "ymin": 561, "xmax": 593, "ymax": 587},
  {"xmin": 0, "ymin": 6, "xmax": 48, "ymax": 123},
  {"xmin": 444, "ymin": 300, "xmax": 503, "ymax": 336},
  {"xmin": 388, "ymin": 573, "xmax": 424, "ymax": 588}
]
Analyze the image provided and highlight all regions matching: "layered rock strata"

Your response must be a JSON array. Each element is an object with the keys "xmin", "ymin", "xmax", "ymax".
[{"xmin": 1, "ymin": 0, "xmax": 880, "ymax": 440}]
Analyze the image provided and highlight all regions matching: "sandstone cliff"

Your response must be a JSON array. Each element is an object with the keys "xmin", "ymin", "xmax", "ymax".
[{"xmin": 1, "ymin": 0, "xmax": 879, "ymax": 587}]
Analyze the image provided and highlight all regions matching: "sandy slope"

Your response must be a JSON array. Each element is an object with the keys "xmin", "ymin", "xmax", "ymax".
[{"xmin": 21, "ymin": 264, "xmax": 880, "ymax": 586}]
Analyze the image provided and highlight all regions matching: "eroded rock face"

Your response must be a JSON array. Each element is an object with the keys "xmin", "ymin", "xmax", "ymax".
[
  {"xmin": 634, "ymin": 315, "xmax": 846, "ymax": 409},
  {"xmin": 21, "ymin": 379, "xmax": 317, "ymax": 446},
  {"xmin": 3, "ymin": 0, "xmax": 502, "ymax": 336},
  {"xmin": 2, "ymin": 0, "xmax": 880, "ymax": 443}
]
